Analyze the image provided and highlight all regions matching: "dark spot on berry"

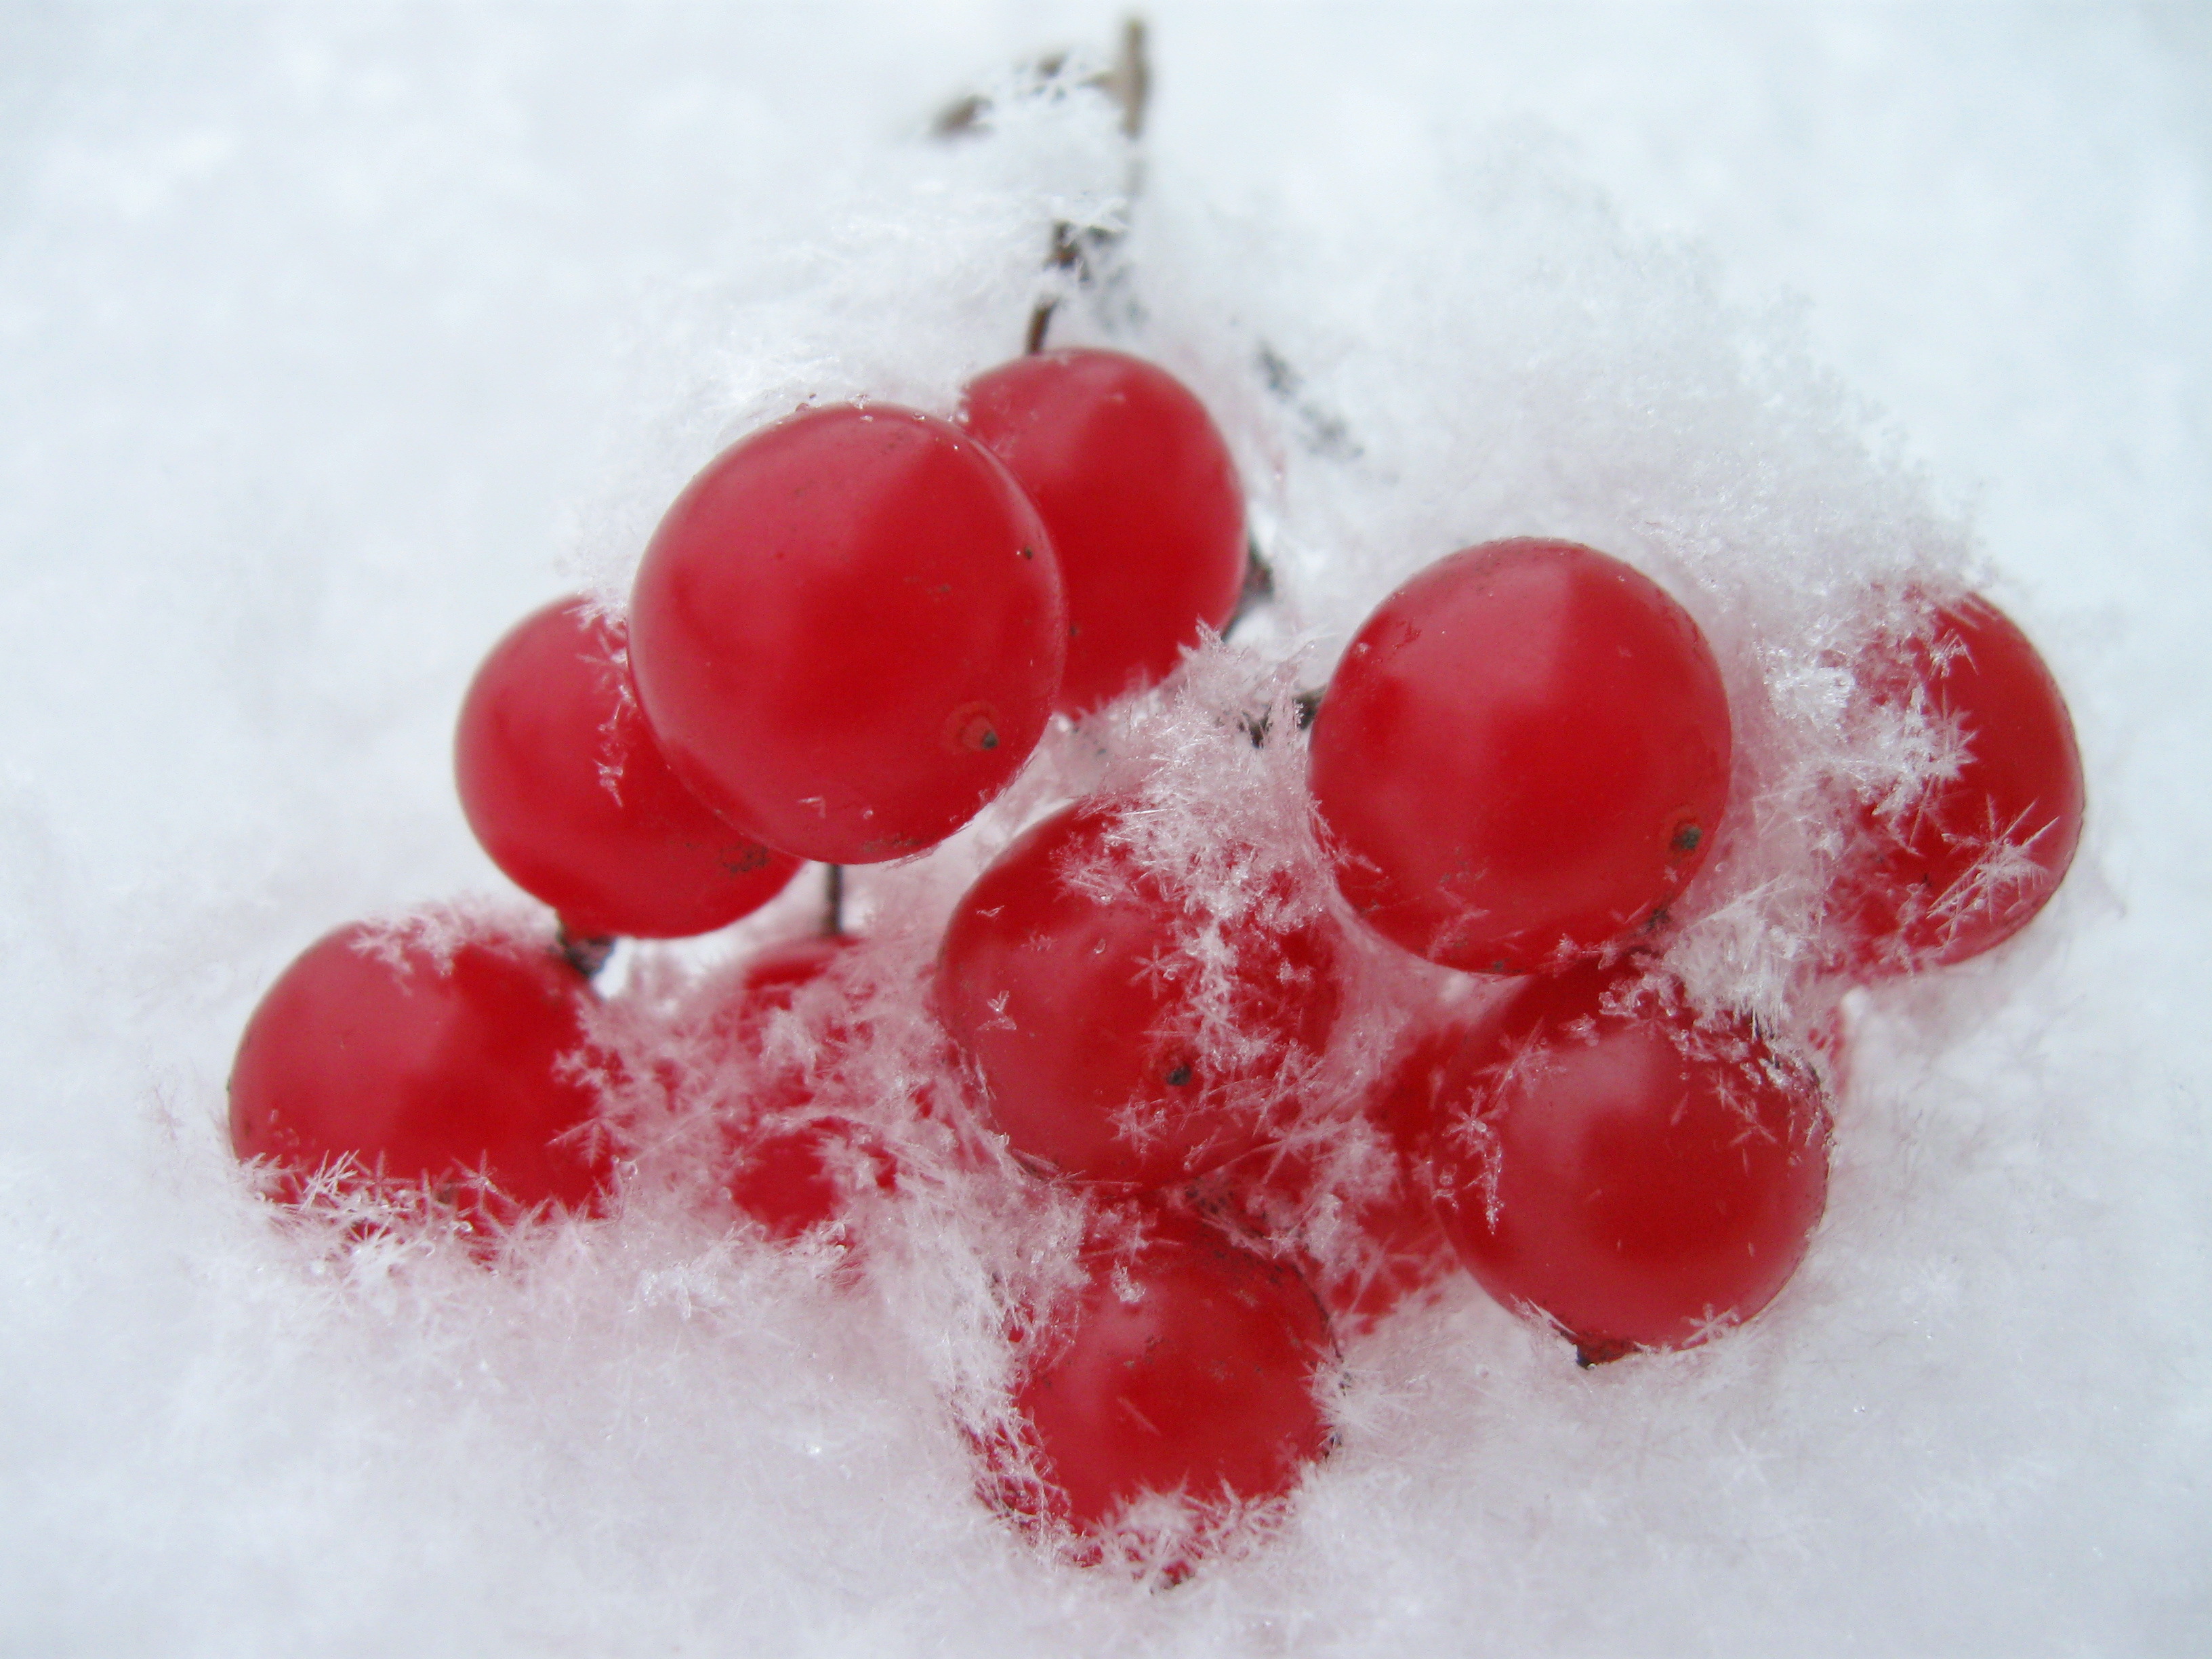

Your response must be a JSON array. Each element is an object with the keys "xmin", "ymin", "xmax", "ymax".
[
  {"xmin": 1574, "ymin": 1336, "xmax": 1635, "ymax": 1368},
  {"xmin": 1018, "ymin": 546, "xmax": 1035, "ymax": 560},
  {"xmin": 1671, "ymin": 822, "xmax": 1703, "ymax": 855},
  {"xmin": 945, "ymin": 702, "xmax": 1002, "ymax": 754},
  {"xmin": 1164, "ymin": 1064, "xmax": 1193, "ymax": 1088}
]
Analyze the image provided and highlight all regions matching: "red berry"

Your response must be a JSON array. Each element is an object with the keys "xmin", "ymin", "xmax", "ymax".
[
  {"xmin": 701, "ymin": 932, "xmax": 896, "ymax": 1244},
  {"xmin": 1329, "ymin": 1021, "xmax": 1478, "ymax": 1324},
  {"xmin": 1429, "ymin": 965, "xmax": 1830, "ymax": 1360},
  {"xmin": 228, "ymin": 920, "xmax": 611, "ymax": 1226},
  {"xmin": 454, "ymin": 596, "xmax": 802, "ymax": 939},
  {"xmin": 726, "ymin": 1115, "xmax": 897, "ymax": 1244},
  {"xmin": 987, "ymin": 1205, "xmax": 1334, "ymax": 1556},
  {"xmin": 935, "ymin": 801, "xmax": 1343, "ymax": 1188},
  {"xmin": 628, "ymin": 403, "xmax": 1065, "ymax": 864},
  {"xmin": 707, "ymin": 930, "xmax": 860, "ymax": 1055},
  {"xmin": 1191, "ymin": 1020, "xmax": 1472, "ymax": 1331},
  {"xmin": 1308, "ymin": 538, "xmax": 1733, "ymax": 975},
  {"xmin": 1826, "ymin": 594, "xmax": 2085, "ymax": 977},
  {"xmin": 959, "ymin": 348, "xmax": 1246, "ymax": 714}
]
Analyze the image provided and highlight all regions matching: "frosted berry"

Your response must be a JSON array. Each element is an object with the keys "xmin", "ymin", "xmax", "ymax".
[
  {"xmin": 703, "ymin": 932, "xmax": 896, "ymax": 1244},
  {"xmin": 1429, "ymin": 964, "xmax": 1830, "ymax": 1360},
  {"xmin": 1191, "ymin": 1018, "xmax": 1475, "ymax": 1331},
  {"xmin": 229, "ymin": 919, "xmax": 611, "ymax": 1227},
  {"xmin": 936, "ymin": 800, "xmax": 1342, "ymax": 1188},
  {"xmin": 726, "ymin": 1115, "xmax": 897, "ymax": 1245},
  {"xmin": 1826, "ymin": 594, "xmax": 2085, "ymax": 977},
  {"xmin": 986, "ymin": 1204, "xmax": 1334, "ymax": 1560}
]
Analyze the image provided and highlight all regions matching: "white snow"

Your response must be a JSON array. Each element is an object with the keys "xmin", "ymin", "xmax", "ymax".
[{"xmin": 2, "ymin": 4, "xmax": 2205, "ymax": 1655}]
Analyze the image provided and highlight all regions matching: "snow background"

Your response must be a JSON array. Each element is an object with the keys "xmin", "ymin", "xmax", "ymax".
[{"xmin": 3, "ymin": 2, "xmax": 2207, "ymax": 1654}]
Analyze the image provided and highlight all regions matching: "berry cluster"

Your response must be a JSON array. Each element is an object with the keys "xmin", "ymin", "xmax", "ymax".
[{"xmin": 228, "ymin": 342, "xmax": 2084, "ymax": 1572}]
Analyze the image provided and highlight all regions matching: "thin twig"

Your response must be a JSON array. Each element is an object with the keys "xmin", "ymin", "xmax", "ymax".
[
  {"xmin": 556, "ymin": 925, "xmax": 615, "ymax": 981},
  {"xmin": 1020, "ymin": 16, "xmax": 1151, "ymax": 354}
]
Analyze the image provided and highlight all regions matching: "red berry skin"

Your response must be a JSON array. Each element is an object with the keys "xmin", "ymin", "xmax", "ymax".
[
  {"xmin": 229, "ymin": 923, "xmax": 611, "ymax": 1224},
  {"xmin": 628, "ymin": 403, "xmax": 1066, "ymax": 865},
  {"xmin": 996, "ymin": 1206, "xmax": 1334, "ymax": 1545},
  {"xmin": 959, "ymin": 349, "xmax": 1246, "ymax": 714},
  {"xmin": 708, "ymin": 931, "xmax": 859, "ymax": 1054},
  {"xmin": 1307, "ymin": 539, "xmax": 1732, "ymax": 976},
  {"xmin": 703, "ymin": 933, "xmax": 896, "ymax": 1244},
  {"xmin": 454, "ymin": 597, "xmax": 803, "ymax": 939},
  {"xmin": 1326, "ymin": 1021, "xmax": 1478, "ymax": 1325},
  {"xmin": 1826, "ymin": 594, "xmax": 2085, "ymax": 977},
  {"xmin": 1429, "ymin": 966, "xmax": 1830, "ymax": 1359},
  {"xmin": 935, "ymin": 802, "xmax": 1343, "ymax": 1189},
  {"xmin": 1191, "ymin": 1021, "xmax": 1471, "ymax": 1332},
  {"xmin": 726, "ymin": 1115, "xmax": 897, "ymax": 1244}
]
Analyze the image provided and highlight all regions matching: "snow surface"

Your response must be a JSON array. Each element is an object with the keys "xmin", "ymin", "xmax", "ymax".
[{"xmin": 3, "ymin": 3, "xmax": 2207, "ymax": 1654}]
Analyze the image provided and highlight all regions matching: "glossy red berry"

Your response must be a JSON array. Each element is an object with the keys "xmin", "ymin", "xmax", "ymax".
[
  {"xmin": 1826, "ymin": 594, "xmax": 2085, "ymax": 977},
  {"xmin": 1429, "ymin": 965, "xmax": 1829, "ymax": 1360},
  {"xmin": 229, "ymin": 920, "xmax": 611, "ymax": 1225},
  {"xmin": 1308, "ymin": 538, "xmax": 1732, "ymax": 976},
  {"xmin": 959, "ymin": 348, "xmax": 1246, "ymax": 714},
  {"xmin": 936, "ymin": 801, "xmax": 1342, "ymax": 1188},
  {"xmin": 454, "ymin": 596, "xmax": 802, "ymax": 939},
  {"xmin": 989, "ymin": 1205, "xmax": 1334, "ymax": 1555},
  {"xmin": 628, "ymin": 403, "xmax": 1065, "ymax": 864}
]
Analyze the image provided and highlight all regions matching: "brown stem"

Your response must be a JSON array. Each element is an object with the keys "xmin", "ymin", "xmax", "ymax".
[
  {"xmin": 1228, "ymin": 537, "xmax": 1275, "ymax": 630},
  {"xmin": 1020, "ymin": 17, "xmax": 1151, "ymax": 355},
  {"xmin": 1023, "ymin": 298, "xmax": 1058, "ymax": 356},
  {"xmin": 556, "ymin": 925, "xmax": 616, "ymax": 981},
  {"xmin": 1107, "ymin": 17, "xmax": 1151, "ymax": 139}
]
